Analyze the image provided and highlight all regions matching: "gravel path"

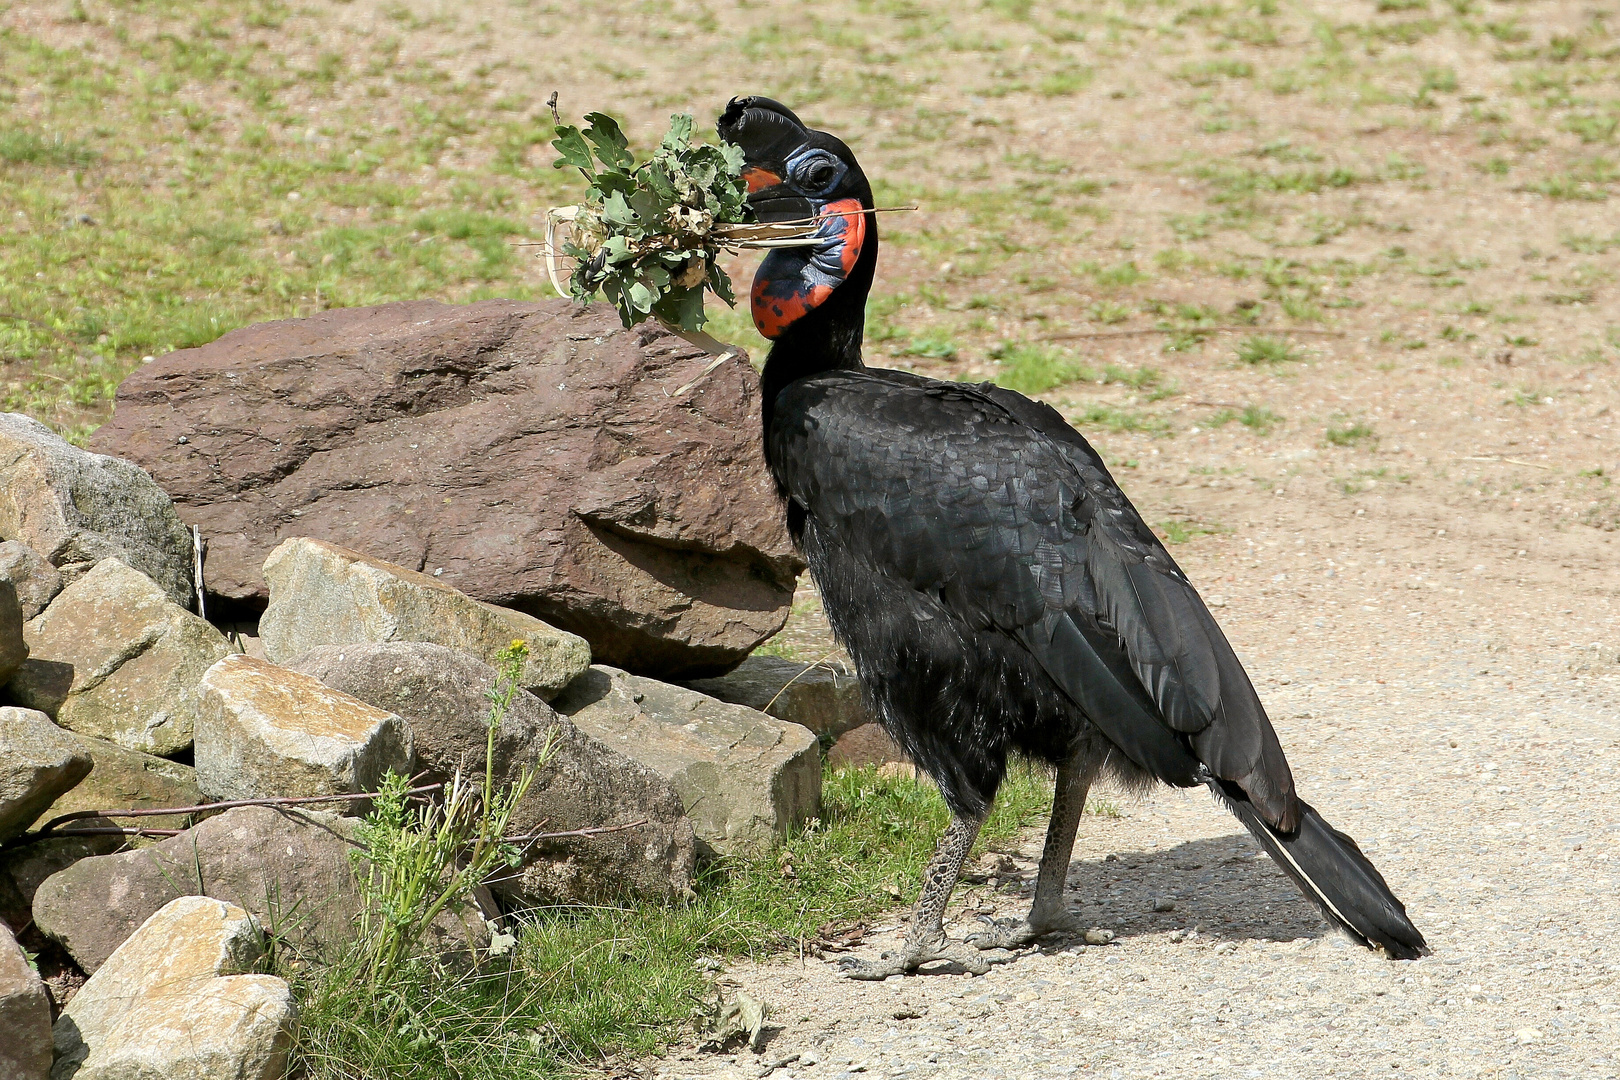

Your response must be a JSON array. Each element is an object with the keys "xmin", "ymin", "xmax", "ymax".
[{"xmin": 650, "ymin": 485, "xmax": 1620, "ymax": 1080}]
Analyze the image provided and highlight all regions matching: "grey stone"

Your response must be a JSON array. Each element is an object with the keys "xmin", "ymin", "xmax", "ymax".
[
  {"xmin": 0, "ymin": 541, "xmax": 64, "ymax": 620},
  {"xmin": 260, "ymin": 537, "xmax": 591, "ymax": 700},
  {"xmin": 686, "ymin": 654, "xmax": 870, "ymax": 740},
  {"xmin": 0, "ymin": 412, "xmax": 193, "ymax": 607},
  {"xmin": 194, "ymin": 654, "xmax": 412, "ymax": 811},
  {"xmin": 0, "ymin": 831, "xmax": 127, "ymax": 935},
  {"xmin": 554, "ymin": 666, "xmax": 820, "ymax": 856},
  {"xmin": 0, "ymin": 707, "xmax": 92, "ymax": 842},
  {"xmin": 289, "ymin": 641, "xmax": 696, "ymax": 903},
  {"xmin": 31, "ymin": 732, "xmax": 205, "ymax": 834},
  {"xmin": 826, "ymin": 722, "xmax": 908, "ymax": 770},
  {"xmin": 51, "ymin": 895, "xmax": 294, "ymax": 1080},
  {"xmin": 0, "ymin": 580, "xmax": 24, "ymax": 684},
  {"xmin": 6, "ymin": 558, "xmax": 231, "ymax": 755},
  {"xmin": 32, "ymin": 805, "xmax": 487, "ymax": 974},
  {"xmin": 0, "ymin": 920, "xmax": 52, "ymax": 1080}
]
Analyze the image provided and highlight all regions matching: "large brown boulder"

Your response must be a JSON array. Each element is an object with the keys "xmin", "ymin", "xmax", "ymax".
[{"xmin": 91, "ymin": 299, "xmax": 803, "ymax": 679}]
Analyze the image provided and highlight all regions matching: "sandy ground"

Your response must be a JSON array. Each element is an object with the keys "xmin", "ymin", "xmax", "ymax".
[{"xmin": 645, "ymin": 427, "xmax": 1620, "ymax": 1079}]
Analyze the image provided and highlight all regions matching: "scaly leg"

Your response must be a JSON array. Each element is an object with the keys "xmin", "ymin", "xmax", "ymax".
[
  {"xmin": 967, "ymin": 757, "xmax": 1091, "ymax": 950},
  {"xmin": 839, "ymin": 812, "xmax": 997, "ymax": 980}
]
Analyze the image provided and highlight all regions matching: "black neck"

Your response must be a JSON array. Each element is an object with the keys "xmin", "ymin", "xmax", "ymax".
[{"xmin": 758, "ymin": 225, "xmax": 876, "ymax": 440}]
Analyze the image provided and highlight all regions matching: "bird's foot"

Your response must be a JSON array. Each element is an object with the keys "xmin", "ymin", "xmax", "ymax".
[
  {"xmin": 966, "ymin": 911, "xmax": 1083, "ymax": 951},
  {"xmin": 837, "ymin": 937, "xmax": 1007, "ymax": 980}
]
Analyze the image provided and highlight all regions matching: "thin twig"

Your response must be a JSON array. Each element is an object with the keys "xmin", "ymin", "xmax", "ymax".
[
  {"xmin": 763, "ymin": 647, "xmax": 851, "ymax": 715},
  {"xmin": 1456, "ymin": 455, "xmax": 1553, "ymax": 471},
  {"xmin": 29, "ymin": 784, "xmax": 445, "ymax": 836},
  {"xmin": 503, "ymin": 819, "xmax": 651, "ymax": 843},
  {"xmin": 1040, "ymin": 325, "xmax": 1346, "ymax": 342},
  {"xmin": 29, "ymin": 826, "xmax": 186, "ymax": 839}
]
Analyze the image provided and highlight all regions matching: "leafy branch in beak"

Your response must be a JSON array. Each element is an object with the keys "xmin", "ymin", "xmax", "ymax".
[{"xmin": 548, "ymin": 110, "xmax": 752, "ymax": 332}]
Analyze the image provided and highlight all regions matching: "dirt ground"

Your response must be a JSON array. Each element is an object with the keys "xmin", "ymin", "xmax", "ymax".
[{"xmin": 657, "ymin": 455, "xmax": 1620, "ymax": 1080}]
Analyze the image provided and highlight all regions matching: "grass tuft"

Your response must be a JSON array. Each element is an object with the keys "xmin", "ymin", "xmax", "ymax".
[
  {"xmin": 990, "ymin": 343, "xmax": 1093, "ymax": 395},
  {"xmin": 1325, "ymin": 421, "xmax": 1377, "ymax": 446},
  {"xmin": 291, "ymin": 763, "xmax": 1053, "ymax": 1079},
  {"xmin": 1234, "ymin": 335, "xmax": 1305, "ymax": 365}
]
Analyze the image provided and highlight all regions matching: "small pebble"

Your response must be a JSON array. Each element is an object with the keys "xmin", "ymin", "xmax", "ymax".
[
  {"xmin": 1153, "ymin": 898, "xmax": 1176, "ymax": 913},
  {"xmin": 1084, "ymin": 928, "xmax": 1114, "ymax": 945}
]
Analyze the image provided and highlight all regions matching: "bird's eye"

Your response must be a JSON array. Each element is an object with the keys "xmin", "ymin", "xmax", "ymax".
[{"xmin": 805, "ymin": 162, "xmax": 836, "ymax": 190}]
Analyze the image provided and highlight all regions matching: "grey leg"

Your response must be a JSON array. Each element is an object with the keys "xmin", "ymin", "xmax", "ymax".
[
  {"xmin": 967, "ymin": 757, "xmax": 1091, "ymax": 950},
  {"xmin": 840, "ymin": 812, "xmax": 1000, "ymax": 980}
]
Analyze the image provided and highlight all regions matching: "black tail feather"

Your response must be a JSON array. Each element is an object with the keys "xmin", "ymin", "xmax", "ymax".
[{"xmin": 1207, "ymin": 779, "xmax": 1428, "ymax": 960}]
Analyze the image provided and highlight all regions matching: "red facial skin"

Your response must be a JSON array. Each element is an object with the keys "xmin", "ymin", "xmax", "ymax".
[
  {"xmin": 750, "ymin": 197, "xmax": 867, "ymax": 340},
  {"xmin": 742, "ymin": 167, "xmax": 782, "ymax": 193}
]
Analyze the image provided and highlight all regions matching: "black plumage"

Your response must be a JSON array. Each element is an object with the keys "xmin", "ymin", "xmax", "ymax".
[{"xmin": 718, "ymin": 97, "xmax": 1426, "ymax": 975}]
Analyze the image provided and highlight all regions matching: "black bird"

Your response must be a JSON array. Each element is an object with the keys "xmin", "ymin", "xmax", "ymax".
[{"xmin": 717, "ymin": 97, "xmax": 1427, "ymax": 979}]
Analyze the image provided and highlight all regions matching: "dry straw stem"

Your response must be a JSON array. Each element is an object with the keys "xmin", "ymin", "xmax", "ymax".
[{"xmin": 1041, "ymin": 325, "xmax": 1346, "ymax": 342}]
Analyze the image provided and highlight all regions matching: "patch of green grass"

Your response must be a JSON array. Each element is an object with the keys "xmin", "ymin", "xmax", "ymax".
[
  {"xmin": 1157, "ymin": 518, "xmax": 1225, "ymax": 543},
  {"xmin": 1088, "ymin": 300, "xmax": 1133, "ymax": 324},
  {"xmin": 1039, "ymin": 67, "xmax": 1095, "ymax": 96},
  {"xmin": 989, "ymin": 343, "xmax": 1093, "ymax": 395},
  {"xmin": 292, "ymin": 764, "xmax": 1053, "ymax": 1079},
  {"xmin": 1520, "ymin": 158, "xmax": 1619, "ymax": 201},
  {"xmin": 1084, "ymin": 260, "xmax": 1150, "ymax": 288},
  {"xmin": 1334, "ymin": 466, "xmax": 1406, "ymax": 494},
  {"xmin": 903, "ymin": 334, "xmax": 960, "ymax": 359},
  {"xmin": 1175, "ymin": 59, "xmax": 1254, "ymax": 86},
  {"xmin": 1191, "ymin": 161, "xmax": 1362, "ymax": 204},
  {"xmin": 1210, "ymin": 404, "xmax": 1283, "ymax": 433},
  {"xmin": 1504, "ymin": 387, "xmax": 1549, "ymax": 407},
  {"xmin": 1234, "ymin": 335, "xmax": 1305, "ymax": 365},
  {"xmin": 1070, "ymin": 403, "xmax": 1171, "ymax": 435},
  {"xmin": 0, "ymin": 126, "xmax": 97, "ymax": 167},
  {"xmin": 1325, "ymin": 421, "xmax": 1377, "ymax": 446}
]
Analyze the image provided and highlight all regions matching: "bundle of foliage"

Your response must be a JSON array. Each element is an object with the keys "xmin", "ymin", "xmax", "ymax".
[{"xmin": 551, "ymin": 112, "xmax": 750, "ymax": 332}]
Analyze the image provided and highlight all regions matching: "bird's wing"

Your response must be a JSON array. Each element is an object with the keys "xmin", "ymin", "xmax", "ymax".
[{"xmin": 772, "ymin": 370, "xmax": 1297, "ymax": 826}]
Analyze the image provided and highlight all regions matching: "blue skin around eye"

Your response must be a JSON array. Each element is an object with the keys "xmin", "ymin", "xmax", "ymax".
[{"xmin": 785, "ymin": 147, "xmax": 849, "ymax": 200}]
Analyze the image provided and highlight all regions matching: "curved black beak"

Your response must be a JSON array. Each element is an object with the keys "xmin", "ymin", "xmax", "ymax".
[{"xmin": 718, "ymin": 96, "xmax": 816, "ymax": 224}]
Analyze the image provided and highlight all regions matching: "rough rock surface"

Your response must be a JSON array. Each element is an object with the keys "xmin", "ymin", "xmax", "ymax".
[
  {"xmin": 260, "ymin": 537, "xmax": 590, "ymax": 700},
  {"xmin": 0, "ymin": 580, "xmax": 25, "ymax": 684},
  {"xmin": 33, "ymin": 733, "xmax": 205, "ymax": 833},
  {"xmin": 0, "ymin": 412, "xmax": 194, "ymax": 607},
  {"xmin": 6, "ymin": 558, "xmax": 230, "ymax": 755},
  {"xmin": 554, "ymin": 666, "xmax": 820, "ymax": 856},
  {"xmin": 0, "ymin": 920, "xmax": 52, "ymax": 1080},
  {"xmin": 826, "ymin": 722, "xmax": 908, "ymax": 770},
  {"xmin": 686, "ymin": 654, "xmax": 870, "ymax": 740},
  {"xmin": 89, "ymin": 299, "xmax": 803, "ymax": 678},
  {"xmin": 194, "ymin": 654, "xmax": 411, "ymax": 809},
  {"xmin": 0, "ymin": 707, "xmax": 92, "ymax": 842},
  {"xmin": 1, "ymin": 830, "xmax": 126, "ymax": 937},
  {"xmin": 31, "ymin": 805, "xmax": 487, "ymax": 974},
  {"xmin": 51, "ymin": 896, "xmax": 294, "ymax": 1080},
  {"xmin": 0, "ymin": 540, "xmax": 64, "ymax": 620},
  {"xmin": 290, "ymin": 641, "xmax": 696, "ymax": 903}
]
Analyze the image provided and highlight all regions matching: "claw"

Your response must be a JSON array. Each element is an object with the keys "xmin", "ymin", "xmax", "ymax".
[
  {"xmin": 836, "ymin": 938, "xmax": 1002, "ymax": 980},
  {"xmin": 966, "ymin": 912, "xmax": 1084, "ymax": 951}
]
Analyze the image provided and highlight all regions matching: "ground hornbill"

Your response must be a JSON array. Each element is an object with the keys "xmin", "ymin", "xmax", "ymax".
[{"xmin": 717, "ymin": 97, "xmax": 1426, "ymax": 979}]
